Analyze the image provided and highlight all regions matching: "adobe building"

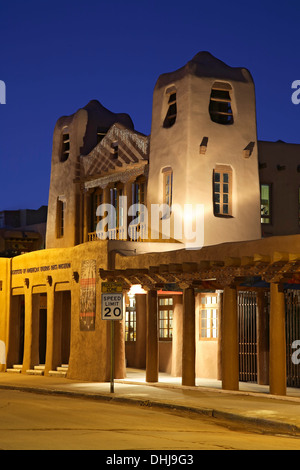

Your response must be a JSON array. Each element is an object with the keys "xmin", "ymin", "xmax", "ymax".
[
  {"xmin": 0, "ymin": 52, "xmax": 300, "ymax": 397},
  {"xmin": 0, "ymin": 206, "xmax": 47, "ymax": 257}
]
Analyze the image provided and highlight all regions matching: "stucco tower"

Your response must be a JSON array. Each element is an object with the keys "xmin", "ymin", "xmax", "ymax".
[
  {"xmin": 147, "ymin": 51, "xmax": 261, "ymax": 247},
  {"xmin": 46, "ymin": 100, "xmax": 134, "ymax": 249}
]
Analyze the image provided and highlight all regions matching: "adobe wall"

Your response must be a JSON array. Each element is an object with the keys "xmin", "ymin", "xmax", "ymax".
[
  {"xmin": 0, "ymin": 257, "xmax": 11, "ymax": 372},
  {"xmin": 3, "ymin": 240, "xmax": 116, "ymax": 382}
]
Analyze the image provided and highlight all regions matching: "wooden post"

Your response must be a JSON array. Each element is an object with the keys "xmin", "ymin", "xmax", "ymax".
[
  {"xmin": 182, "ymin": 287, "xmax": 195, "ymax": 386},
  {"xmin": 269, "ymin": 282, "xmax": 286, "ymax": 395},
  {"xmin": 146, "ymin": 289, "xmax": 158, "ymax": 382},
  {"xmin": 222, "ymin": 286, "xmax": 239, "ymax": 391}
]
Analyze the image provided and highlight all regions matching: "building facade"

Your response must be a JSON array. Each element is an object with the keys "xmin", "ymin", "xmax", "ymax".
[{"xmin": 0, "ymin": 52, "xmax": 300, "ymax": 396}]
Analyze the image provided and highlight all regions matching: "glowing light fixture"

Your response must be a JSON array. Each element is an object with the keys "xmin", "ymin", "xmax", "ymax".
[{"xmin": 128, "ymin": 284, "xmax": 147, "ymax": 297}]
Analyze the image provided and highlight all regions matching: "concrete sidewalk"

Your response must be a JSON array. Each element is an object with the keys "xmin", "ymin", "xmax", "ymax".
[{"xmin": 0, "ymin": 369, "xmax": 300, "ymax": 435}]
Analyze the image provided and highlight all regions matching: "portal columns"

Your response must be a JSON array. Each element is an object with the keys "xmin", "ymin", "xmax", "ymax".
[
  {"xmin": 146, "ymin": 289, "xmax": 158, "ymax": 382},
  {"xmin": 182, "ymin": 287, "xmax": 196, "ymax": 386},
  {"xmin": 221, "ymin": 285, "xmax": 239, "ymax": 391},
  {"xmin": 269, "ymin": 282, "xmax": 286, "ymax": 396}
]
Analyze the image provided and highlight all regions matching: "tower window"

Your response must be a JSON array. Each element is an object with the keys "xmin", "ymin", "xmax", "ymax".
[
  {"xmin": 163, "ymin": 90, "xmax": 177, "ymax": 128},
  {"xmin": 56, "ymin": 197, "xmax": 66, "ymax": 238},
  {"xmin": 162, "ymin": 167, "xmax": 173, "ymax": 208},
  {"xmin": 213, "ymin": 166, "xmax": 232, "ymax": 216},
  {"xmin": 61, "ymin": 133, "xmax": 70, "ymax": 162},
  {"xmin": 209, "ymin": 82, "xmax": 234, "ymax": 125}
]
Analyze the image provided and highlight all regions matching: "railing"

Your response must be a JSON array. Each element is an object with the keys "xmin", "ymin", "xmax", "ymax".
[
  {"xmin": 128, "ymin": 222, "xmax": 147, "ymax": 241},
  {"xmin": 88, "ymin": 222, "xmax": 147, "ymax": 242}
]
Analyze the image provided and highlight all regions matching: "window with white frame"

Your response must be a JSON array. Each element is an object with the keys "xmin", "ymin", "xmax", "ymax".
[
  {"xmin": 125, "ymin": 295, "xmax": 136, "ymax": 342},
  {"xmin": 213, "ymin": 166, "xmax": 232, "ymax": 216},
  {"xmin": 200, "ymin": 294, "xmax": 218, "ymax": 339},
  {"xmin": 158, "ymin": 296, "xmax": 173, "ymax": 340}
]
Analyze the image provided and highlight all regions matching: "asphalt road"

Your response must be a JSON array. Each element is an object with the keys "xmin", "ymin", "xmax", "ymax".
[{"xmin": 0, "ymin": 389, "xmax": 300, "ymax": 450}]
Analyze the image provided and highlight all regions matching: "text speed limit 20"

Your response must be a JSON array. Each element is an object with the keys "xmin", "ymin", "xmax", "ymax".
[{"xmin": 101, "ymin": 293, "xmax": 123, "ymax": 320}]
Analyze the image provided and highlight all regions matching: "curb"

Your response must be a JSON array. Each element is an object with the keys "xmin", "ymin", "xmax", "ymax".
[{"xmin": 1, "ymin": 383, "xmax": 300, "ymax": 437}]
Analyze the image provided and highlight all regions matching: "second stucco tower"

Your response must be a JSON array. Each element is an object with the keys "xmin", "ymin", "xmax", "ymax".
[{"xmin": 147, "ymin": 51, "xmax": 261, "ymax": 247}]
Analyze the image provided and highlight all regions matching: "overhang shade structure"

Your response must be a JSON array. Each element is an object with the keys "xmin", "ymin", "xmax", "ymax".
[
  {"xmin": 99, "ymin": 252, "xmax": 300, "ymax": 290},
  {"xmin": 100, "ymin": 251, "xmax": 300, "ymax": 396}
]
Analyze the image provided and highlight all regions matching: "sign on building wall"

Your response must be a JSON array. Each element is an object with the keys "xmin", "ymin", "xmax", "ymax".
[{"xmin": 80, "ymin": 259, "xmax": 96, "ymax": 331}]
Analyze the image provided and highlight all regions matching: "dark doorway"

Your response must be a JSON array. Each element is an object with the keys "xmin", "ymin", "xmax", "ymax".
[
  {"xmin": 18, "ymin": 297, "xmax": 25, "ymax": 364},
  {"xmin": 61, "ymin": 291, "xmax": 71, "ymax": 365},
  {"xmin": 39, "ymin": 307, "xmax": 47, "ymax": 365},
  {"xmin": 238, "ymin": 291, "xmax": 258, "ymax": 382}
]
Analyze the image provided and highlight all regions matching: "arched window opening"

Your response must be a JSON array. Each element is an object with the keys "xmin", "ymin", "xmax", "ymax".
[
  {"xmin": 209, "ymin": 82, "xmax": 234, "ymax": 125},
  {"xmin": 60, "ymin": 133, "xmax": 70, "ymax": 162},
  {"xmin": 163, "ymin": 88, "xmax": 177, "ymax": 128},
  {"xmin": 162, "ymin": 167, "xmax": 173, "ymax": 208}
]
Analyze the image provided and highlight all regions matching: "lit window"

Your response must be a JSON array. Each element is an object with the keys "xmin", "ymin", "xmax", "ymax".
[
  {"xmin": 261, "ymin": 184, "xmax": 271, "ymax": 224},
  {"xmin": 130, "ymin": 177, "xmax": 147, "ymax": 240},
  {"xmin": 159, "ymin": 296, "xmax": 173, "ymax": 340},
  {"xmin": 91, "ymin": 189, "xmax": 103, "ymax": 232},
  {"xmin": 133, "ymin": 178, "xmax": 146, "ymax": 219},
  {"xmin": 213, "ymin": 166, "xmax": 232, "ymax": 216},
  {"xmin": 163, "ymin": 91, "xmax": 177, "ymax": 128},
  {"xmin": 61, "ymin": 133, "xmax": 70, "ymax": 162},
  {"xmin": 200, "ymin": 295, "xmax": 218, "ymax": 339},
  {"xmin": 209, "ymin": 82, "xmax": 233, "ymax": 125},
  {"xmin": 57, "ymin": 197, "xmax": 65, "ymax": 238},
  {"xmin": 110, "ymin": 184, "xmax": 124, "ymax": 237},
  {"xmin": 125, "ymin": 295, "xmax": 136, "ymax": 342}
]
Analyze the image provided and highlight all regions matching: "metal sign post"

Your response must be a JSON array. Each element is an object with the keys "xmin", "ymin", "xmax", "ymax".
[
  {"xmin": 101, "ymin": 282, "xmax": 123, "ymax": 393},
  {"xmin": 110, "ymin": 320, "xmax": 115, "ymax": 393}
]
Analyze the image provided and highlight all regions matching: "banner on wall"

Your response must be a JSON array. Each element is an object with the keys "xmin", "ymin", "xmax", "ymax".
[{"xmin": 80, "ymin": 259, "xmax": 96, "ymax": 331}]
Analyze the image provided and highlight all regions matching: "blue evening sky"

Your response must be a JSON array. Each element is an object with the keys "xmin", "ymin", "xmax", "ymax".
[{"xmin": 0, "ymin": 0, "xmax": 299, "ymax": 210}]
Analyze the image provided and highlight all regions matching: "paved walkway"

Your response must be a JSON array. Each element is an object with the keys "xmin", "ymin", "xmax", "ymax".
[{"xmin": 1, "ymin": 369, "xmax": 300, "ymax": 435}]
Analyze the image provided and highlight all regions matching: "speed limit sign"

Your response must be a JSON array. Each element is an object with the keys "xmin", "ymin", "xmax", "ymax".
[
  {"xmin": 101, "ymin": 282, "xmax": 124, "ymax": 394},
  {"xmin": 101, "ymin": 293, "xmax": 123, "ymax": 320},
  {"xmin": 101, "ymin": 282, "xmax": 123, "ymax": 320}
]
